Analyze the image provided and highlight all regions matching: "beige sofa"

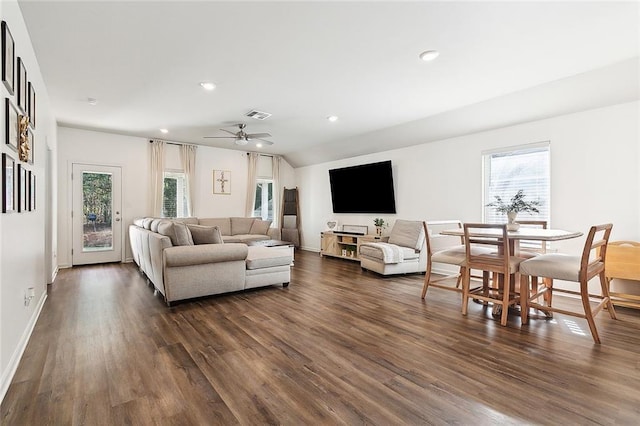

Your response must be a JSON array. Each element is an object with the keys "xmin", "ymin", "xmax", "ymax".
[{"xmin": 129, "ymin": 217, "xmax": 291, "ymax": 305}]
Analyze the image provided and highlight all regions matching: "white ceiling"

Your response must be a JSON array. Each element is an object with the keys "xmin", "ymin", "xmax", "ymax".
[{"xmin": 18, "ymin": 1, "xmax": 640, "ymax": 167}]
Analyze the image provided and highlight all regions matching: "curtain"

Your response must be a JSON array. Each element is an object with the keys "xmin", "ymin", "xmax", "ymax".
[
  {"xmin": 180, "ymin": 144, "xmax": 197, "ymax": 217},
  {"xmin": 245, "ymin": 152, "xmax": 258, "ymax": 217},
  {"xmin": 272, "ymin": 155, "xmax": 281, "ymax": 227},
  {"xmin": 149, "ymin": 139, "xmax": 165, "ymax": 216}
]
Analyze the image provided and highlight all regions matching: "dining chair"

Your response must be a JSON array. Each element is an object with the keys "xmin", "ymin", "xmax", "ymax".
[
  {"xmin": 462, "ymin": 223, "xmax": 525, "ymax": 326},
  {"xmin": 517, "ymin": 220, "xmax": 548, "ymax": 255},
  {"xmin": 520, "ymin": 223, "xmax": 617, "ymax": 344},
  {"xmin": 422, "ymin": 220, "xmax": 492, "ymax": 300}
]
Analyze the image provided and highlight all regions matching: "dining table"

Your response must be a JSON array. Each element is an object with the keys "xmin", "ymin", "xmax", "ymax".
[
  {"xmin": 440, "ymin": 225, "xmax": 584, "ymax": 316},
  {"xmin": 439, "ymin": 226, "xmax": 583, "ymax": 255}
]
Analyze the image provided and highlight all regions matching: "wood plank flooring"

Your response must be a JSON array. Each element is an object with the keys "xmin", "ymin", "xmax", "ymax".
[{"xmin": 3, "ymin": 249, "xmax": 640, "ymax": 425}]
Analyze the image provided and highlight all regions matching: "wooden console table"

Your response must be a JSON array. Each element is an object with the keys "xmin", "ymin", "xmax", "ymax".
[
  {"xmin": 604, "ymin": 241, "xmax": 640, "ymax": 309},
  {"xmin": 320, "ymin": 232, "xmax": 388, "ymax": 262}
]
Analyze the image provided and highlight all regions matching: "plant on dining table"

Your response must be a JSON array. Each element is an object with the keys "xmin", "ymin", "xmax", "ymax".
[{"xmin": 486, "ymin": 190, "xmax": 541, "ymax": 230}]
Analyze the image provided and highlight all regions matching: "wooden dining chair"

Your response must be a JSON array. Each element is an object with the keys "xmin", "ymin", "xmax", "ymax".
[
  {"xmin": 520, "ymin": 223, "xmax": 617, "ymax": 344},
  {"xmin": 462, "ymin": 223, "xmax": 525, "ymax": 326},
  {"xmin": 517, "ymin": 220, "xmax": 548, "ymax": 255}
]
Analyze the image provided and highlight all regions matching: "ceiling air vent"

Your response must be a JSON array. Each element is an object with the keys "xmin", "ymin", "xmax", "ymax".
[{"xmin": 245, "ymin": 110, "xmax": 272, "ymax": 120}]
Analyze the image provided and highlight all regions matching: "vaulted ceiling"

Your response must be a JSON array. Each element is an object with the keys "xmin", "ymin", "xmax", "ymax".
[{"xmin": 19, "ymin": 1, "xmax": 640, "ymax": 167}]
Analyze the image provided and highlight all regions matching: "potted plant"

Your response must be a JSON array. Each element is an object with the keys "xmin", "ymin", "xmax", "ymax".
[
  {"xmin": 485, "ymin": 190, "xmax": 541, "ymax": 231},
  {"xmin": 373, "ymin": 218, "xmax": 387, "ymax": 236}
]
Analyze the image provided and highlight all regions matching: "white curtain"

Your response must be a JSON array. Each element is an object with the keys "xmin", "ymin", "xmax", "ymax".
[
  {"xmin": 180, "ymin": 144, "xmax": 197, "ymax": 217},
  {"xmin": 149, "ymin": 139, "xmax": 165, "ymax": 216},
  {"xmin": 245, "ymin": 152, "xmax": 259, "ymax": 217},
  {"xmin": 272, "ymin": 155, "xmax": 281, "ymax": 227}
]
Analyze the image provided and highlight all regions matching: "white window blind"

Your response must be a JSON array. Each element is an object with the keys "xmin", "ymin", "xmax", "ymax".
[{"xmin": 483, "ymin": 143, "xmax": 550, "ymax": 225}]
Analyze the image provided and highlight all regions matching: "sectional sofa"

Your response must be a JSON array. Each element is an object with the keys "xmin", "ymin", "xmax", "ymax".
[{"xmin": 129, "ymin": 217, "xmax": 291, "ymax": 305}]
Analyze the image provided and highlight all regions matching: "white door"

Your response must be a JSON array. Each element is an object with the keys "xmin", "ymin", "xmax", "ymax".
[{"xmin": 72, "ymin": 164, "xmax": 123, "ymax": 265}]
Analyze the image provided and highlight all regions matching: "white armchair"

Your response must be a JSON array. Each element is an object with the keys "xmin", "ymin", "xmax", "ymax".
[{"xmin": 359, "ymin": 220, "xmax": 426, "ymax": 275}]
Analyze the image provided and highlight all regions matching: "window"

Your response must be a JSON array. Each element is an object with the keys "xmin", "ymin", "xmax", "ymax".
[
  {"xmin": 163, "ymin": 171, "xmax": 188, "ymax": 218},
  {"xmin": 253, "ymin": 179, "xmax": 273, "ymax": 220},
  {"xmin": 483, "ymin": 142, "xmax": 550, "ymax": 224}
]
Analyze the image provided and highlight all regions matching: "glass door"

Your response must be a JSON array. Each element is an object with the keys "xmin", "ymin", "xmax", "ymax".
[{"xmin": 72, "ymin": 164, "xmax": 122, "ymax": 265}]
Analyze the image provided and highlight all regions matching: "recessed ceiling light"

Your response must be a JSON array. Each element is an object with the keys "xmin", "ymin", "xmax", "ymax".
[
  {"xmin": 327, "ymin": 115, "xmax": 339, "ymax": 122},
  {"xmin": 87, "ymin": 97, "xmax": 98, "ymax": 106},
  {"xmin": 419, "ymin": 50, "xmax": 440, "ymax": 61},
  {"xmin": 199, "ymin": 82, "xmax": 216, "ymax": 91},
  {"xmin": 160, "ymin": 128, "xmax": 169, "ymax": 134},
  {"xmin": 256, "ymin": 142, "xmax": 263, "ymax": 148}
]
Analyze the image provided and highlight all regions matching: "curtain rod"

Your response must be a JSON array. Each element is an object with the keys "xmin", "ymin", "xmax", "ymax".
[{"xmin": 148, "ymin": 139, "xmax": 193, "ymax": 147}]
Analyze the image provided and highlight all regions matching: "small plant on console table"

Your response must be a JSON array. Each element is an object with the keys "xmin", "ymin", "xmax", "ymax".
[
  {"xmin": 373, "ymin": 218, "xmax": 387, "ymax": 236},
  {"xmin": 486, "ymin": 189, "xmax": 541, "ymax": 231}
]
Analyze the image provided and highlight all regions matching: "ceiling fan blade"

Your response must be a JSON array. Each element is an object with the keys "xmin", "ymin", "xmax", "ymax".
[
  {"xmin": 255, "ymin": 138, "xmax": 274, "ymax": 146},
  {"xmin": 220, "ymin": 129, "xmax": 238, "ymax": 136},
  {"xmin": 246, "ymin": 133, "xmax": 271, "ymax": 139}
]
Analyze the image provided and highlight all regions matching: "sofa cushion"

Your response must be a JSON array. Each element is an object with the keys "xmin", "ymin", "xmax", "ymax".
[
  {"xmin": 388, "ymin": 220, "xmax": 425, "ymax": 252},
  {"xmin": 230, "ymin": 234, "xmax": 270, "ymax": 243},
  {"xmin": 157, "ymin": 221, "xmax": 194, "ymax": 246},
  {"xmin": 231, "ymin": 217, "xmax": 255, "ymax": 235},
  {"xmin": 249, "ymin": 219, "xmax": 272, "ymax": 235},
  {"xmin": 142, "ymin": 218, "xmax": 154, "ymax": 230},
  {"xmin": 150, "ymin": 218, "xmax": 163, "ymax": 233},
  {"xmin": 173, "ymin": 217, "xmax": 199, "ymax": 225},
  {"xmin": 198, "ymin": 218, "xmax": 231, "ymax": 236},
  {"xmin": 133, "ymin": 217, "xmax": 146, "ymax": 227},
  {"xmin": 187, "ymin": 224, "xmax": 224, "ymax": 245},
  {"xmin": 246, "ymin": 246, "xmax": 292, "ymax": 270}
]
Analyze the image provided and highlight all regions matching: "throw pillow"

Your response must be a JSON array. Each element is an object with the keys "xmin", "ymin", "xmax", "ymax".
[
  {"xmin": 187, "ymin": 224, "xmax": 224, "ymax": 245},
  {"xmin": 157, "ymin": 221, "xmax": 194, "ymax": 246},
  {"xmin": 249, "ymin": 219, "xmax": 272, "ymax": 235}
]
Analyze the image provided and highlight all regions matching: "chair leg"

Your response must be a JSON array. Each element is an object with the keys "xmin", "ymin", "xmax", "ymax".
[
  {"xmin": 455, "ymin": 266, "xmax": 464, "ymax": 289},
  {"xmin": 580, "ymin": 279, "xmax": 601, "ymax": 344},
  {"xmin": 421, "ymin": 263, "xmax": 432, "ymax": 299},
  {"xmin": 520, "ymin": 274, "xmax": 530, "ymax": 325},
  {"xmin": 461, "ymin": 267, "xmax": 470, "ymax": 316},
  {"xmin": 599, "ymin": 271, "xmax": 617, "ymax": 319},
  {"xmin": 499, "ymin": 274, "xmax": 512, "ymax": 326}
]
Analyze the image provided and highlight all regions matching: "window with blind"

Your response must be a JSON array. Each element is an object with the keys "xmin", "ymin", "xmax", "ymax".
[
  {"xmin": 162, "ymin": 171, "xmax": 188, "ymax": 218},
  {"xmin": 483, "ymin": 143, "xmax": 550, "ymax": 225},
  {"xmin": 252, "ymin": 156, "xmax": 274, "ymax": 221}
]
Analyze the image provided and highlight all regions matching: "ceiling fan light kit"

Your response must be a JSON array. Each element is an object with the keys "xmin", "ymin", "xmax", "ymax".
[{"xmin": 205, "ymin": 123, "xmax": 274, "ymax": 147}]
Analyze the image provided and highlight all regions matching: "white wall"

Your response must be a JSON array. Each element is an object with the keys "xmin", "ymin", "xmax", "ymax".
[
  {"xmin": 0, "ymin": 0, "xmax": 57, "ymax": 401},
  {"xmin": 296, "ymin": 101, "xmax": 640, "ymax": 255},
  {"xmin": 56, "ymin": 127, "xmax": 295, "ymax": 266}
]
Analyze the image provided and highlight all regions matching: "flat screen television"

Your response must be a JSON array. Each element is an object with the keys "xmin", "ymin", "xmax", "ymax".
[{"xmin": 329, "ymin": 160, "xmax": 397, "ymax": 213}]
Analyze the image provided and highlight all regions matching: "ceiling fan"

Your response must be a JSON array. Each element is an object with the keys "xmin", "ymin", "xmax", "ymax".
[{"xmin": 204, "ymin": 123, "xmax": 273, "ymax": 146}]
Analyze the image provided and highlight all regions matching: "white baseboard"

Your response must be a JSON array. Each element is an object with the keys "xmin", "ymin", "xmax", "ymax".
[
  {"xmin": 58, "ymin": 263, "xmax": 72, "ymax": 269},
  {"xmin": 0, "ymin": 291, "xmax": 47, "ymax": 403},
  {"xmin": 48, "ymin": 266, "xmax": 59, "ymax": 285},
  {"xmin": 300, "ymin": 246, "xmax": 319, "ymax": 253}
]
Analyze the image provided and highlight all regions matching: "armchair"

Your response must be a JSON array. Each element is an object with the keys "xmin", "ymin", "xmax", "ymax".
[{"xmin": 359, "ymin": 220, "xmax": 426, "ymax": 275}]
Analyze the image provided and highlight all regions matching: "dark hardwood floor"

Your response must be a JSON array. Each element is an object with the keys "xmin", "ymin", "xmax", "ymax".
[{"xmin": 3, "ymin": 250, "xmax": 640, "ymax": 425}]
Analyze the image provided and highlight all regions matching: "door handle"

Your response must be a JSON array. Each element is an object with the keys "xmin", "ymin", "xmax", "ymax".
[{"xmin": 115, "ymin": 218, "xmax": 121, "ymax": 221}]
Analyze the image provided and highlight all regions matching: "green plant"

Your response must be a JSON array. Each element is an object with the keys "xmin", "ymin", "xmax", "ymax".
[
  {"xmin": 486, "ymin": 189, "xmax": 541, "ymax": 214},
  {"xmin": 373, "ymin": 218, "xmax": 387, "ymax": 228}
]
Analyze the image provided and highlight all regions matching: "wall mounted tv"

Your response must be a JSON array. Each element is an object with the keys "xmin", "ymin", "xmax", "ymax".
[{"xmin": 329, "ymin": 160, "xmax": 397, "ymax": 213}]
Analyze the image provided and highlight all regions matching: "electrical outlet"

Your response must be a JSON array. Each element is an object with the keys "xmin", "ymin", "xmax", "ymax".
[{"xmin": 24, "ymin": 287, "xmax": 35, "ymax": 307}]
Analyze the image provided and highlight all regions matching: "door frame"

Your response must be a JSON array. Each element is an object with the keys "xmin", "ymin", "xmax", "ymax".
[{"xmin": 69, "ymin": 162, "xmax": 124, "ymax": 266}]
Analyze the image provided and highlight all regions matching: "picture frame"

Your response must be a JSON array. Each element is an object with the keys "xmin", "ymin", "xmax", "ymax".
[
  {"xmin": 213, "ymin": 170, "xmax": 231, "ymax": 194},
  {"xmin": 28, "ymin": 81, "xmax": 35, "ymax": 129},
  {"xmin": 17, "ymin": 57, "xmax": 27, "ymax": 113},
  {"xmin": 27, "ymin": 128, "xmax": 33, "ymax": 164},
  {"xmin": 5, "ymin": 98, "xmax": 18, "ymax": 152},
  {"xmin": 1, "ymin": 21, "xmax": 14, "ymax": 95},
  {"xmin": 2, "ymin": 153, "xmax": 15, "ymax": 213},
  {"xmin": 18, "ymin": 163, "xmax": 27, "ymax": 212},
  {"xmin": 29, "ymin": 170, "xmax": 35, "ymax": 211}
]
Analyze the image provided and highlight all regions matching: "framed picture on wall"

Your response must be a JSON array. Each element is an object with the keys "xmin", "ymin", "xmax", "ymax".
[
  {"xmin": 29, "ymin": 170, "xmax": 35, "ymax": 211},
  {"xmin": 17, "ymin": 57, "xmax": 27, "ymax": 114},
  {"xmin": 2, "ymin": 153, "xmax": 15, "ymax": 213},
  {"xmin": 213, "ymin": 170, "xmax": 231, "ymax": 194},
  {"xmin": 28, "ymin": 81, "xmax": 35, "ymax": 129},
  {"xmin": 17, "ymin": 163, "xmax": 27, "ymax": 212},
  {"xmin": 5, "ymin": 98, "xmax": 19, "ymax": 152},
  {"xmin": 1, "ymin": 21, "xmax": 14, "ymax": 94}
]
